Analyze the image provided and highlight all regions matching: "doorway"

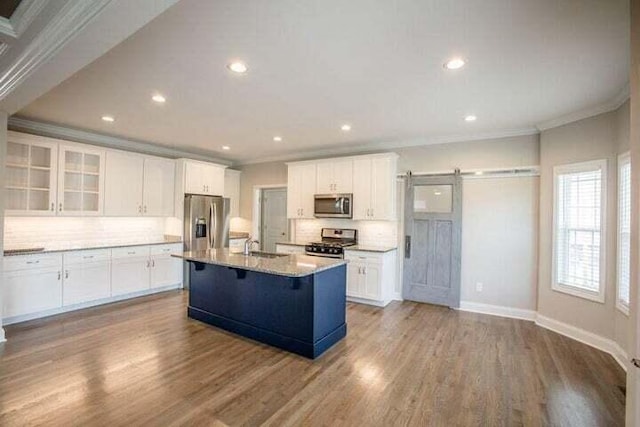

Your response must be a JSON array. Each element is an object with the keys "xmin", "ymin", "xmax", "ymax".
[
  {"xmin": 402, "ymin": 173, "xmax": 462, "ymax": 307},
  {"xmin": 260, "ymin": 188, "xmax": 289, "ymax": 252}
]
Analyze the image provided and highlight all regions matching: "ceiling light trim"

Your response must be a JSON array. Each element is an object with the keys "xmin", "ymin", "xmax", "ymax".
[
  {"xmin": 0, "ymin": 0, "xmax": 114, "ymax": 101},
  {"xmin": 536, "ymin": 83, "xmax": 630, "ymax": 131},
  {"xmin": 234, "ymin": 127, "xmax": 539, "ymax": 166},
  {"xmin": 9, "ymin": 116, "xmax": 233, "ymax": 165}
]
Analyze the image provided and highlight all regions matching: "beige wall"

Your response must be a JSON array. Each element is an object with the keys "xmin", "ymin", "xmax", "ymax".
[
  {"xmin": 461, "ymin": 176, "xmax": 539, "ymax": 311},
  {"xmin": 538, "ymin": 103, "xmax": 629, "ymax": 341}
]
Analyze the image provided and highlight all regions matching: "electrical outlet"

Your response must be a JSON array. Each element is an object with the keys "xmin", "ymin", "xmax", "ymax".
[{"xmin": 476, "ymin": 282, "xmax": 483, "ymax": 292}]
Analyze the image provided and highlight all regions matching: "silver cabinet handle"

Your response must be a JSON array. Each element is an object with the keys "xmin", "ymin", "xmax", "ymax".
[
  {"xmin": 138, "ymin": 205, "xmax": 142, "ymax": 213},
  {"xmin": 26, "ymin": 260, "xmax": 40, "ymax": 264},
  {"xmin": 370, "ymin": 209, "xmax": 373, "ymax": 218},
  {"xmin": 146, "ymin": 260, "xmax": 150, "ymax": 268},
  {"xmin": 127, "ymin": 251, "xmax": 135, "ymax": 255},
  {"xmin": 65, "ymin": 270, "xmax": 69, "ymax": 279},
  {"xmin": 58, "ymin": 271, "xmax": 61, "ymax": 280},
  {"xmin": 59, "ymin": 203, "xmax": 63, "ymax": 212},
  {"xmin": 144, "ymin": 205, "xmax": 147, "ymax": 213},
  {"xmin": 50, "ymin": 203, "xmax": 54, "ymax": 211},
  {"xmin": 83, "ymin": 255, "xmax": 94, "ymax": 259},
  {"xmin": 151, "ymin": 259, "xmax": 155, "ymax": 267},
  {"xmin": 363, "ymin": 267, "xmax": 366, "ymax": 275}
]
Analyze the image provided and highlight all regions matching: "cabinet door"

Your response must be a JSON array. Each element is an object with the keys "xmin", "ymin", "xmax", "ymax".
[
  {"xmin": 63, "ymin": 261, "xmax": 111, "ymax": 306},
  {"xmin": 203, "ymin": 165, "xmax": 225, "ymax": 196},
  {"xmin": 3, "ymin": 268, "xmax": 62, "ymax": 317},
  {"xmin": 104, "ymin": 151, "xmax": 144, "ymax": 216},
  {"xmin": 316, "ymin": 162, "xmax": 334, "ymax": 194},
  {"xmin": 58, "ymin": 145, "xmax": 105, "ymax": 215},
  {"xmin": 346, "ymin": 261, "xmax": 363, "ymax": 297},
  {"xmin": 224, "ymin": 169, "xmax": 241, "ymax": 217},
  {"xmin": 150, "ymin": 254, "xmax": 183, "ymax": 288},
  {"xmin": 5, "ymin": 136, "xmax": 58, "ymax": 216},
  {"xmin": 184, "ymin": 162, "xmax": 205, "ymax": 194},
  {"xmin": 287, "ymin": 165, "xmax": 301, "ymax": 218},
  {"xmin": 362, "ymin": 262, "xmax": 382, "ymax": 300},
  {"xmin": 352, "ymin": 158, "xmax": 372, "ymax": 220},
  {"xmin": 299, "ymin": 163, "xmax": 317, "ymax": 218},
  {"xmin": 370, "ymin": 157, "xmax": 395, "ymax": 220},
  {"xmin": 143, "ymin": 157, "xmax": 175, "ymax": 216},
  {"xmin": 332, "ymin": 159, "xmax": 353, "ymax": 193},
  {"xmin": 111, "ymin": 257, "xmax": 150, "ymax": 296}
]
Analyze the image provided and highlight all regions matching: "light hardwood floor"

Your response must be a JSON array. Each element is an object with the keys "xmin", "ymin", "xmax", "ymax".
[{"xmin": 0, "ymin": 290, "xmax": 625, "ymax": 426}]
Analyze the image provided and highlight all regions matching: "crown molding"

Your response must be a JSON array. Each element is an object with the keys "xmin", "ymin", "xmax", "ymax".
[
  {"xmin": 9, "ymin": 116, "xmax": 233, "ymax": 165},
  {"xmin": 0, "ymin": 0, "xmax": 112, "ymax": 100},
  {"xmin": 536, "ymin": 83, "xmax": 630, "ymax": 132},
  {"xmin": 235, "ymin": 127, "xmax": 539, "ymax": 166}
]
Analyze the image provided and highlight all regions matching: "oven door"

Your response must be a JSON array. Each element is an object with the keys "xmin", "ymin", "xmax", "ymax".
[{"xmin": 314, "ymin": 194, "xmax": 352, "ymax": 218}]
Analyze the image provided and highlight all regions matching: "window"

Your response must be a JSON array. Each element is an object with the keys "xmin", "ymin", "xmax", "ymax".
[
  {"xmin": 553, "ymin": 159, "xmax": 607, "ymax": 302},
  {"xmin": 617, "ymin": 153, "xmax": 631, "ymax": 313}
]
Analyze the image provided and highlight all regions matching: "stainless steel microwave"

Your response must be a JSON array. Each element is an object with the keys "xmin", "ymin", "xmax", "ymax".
[{"xmin": 314, "ymin": 194, "xmax": 353, "ymax": 218}]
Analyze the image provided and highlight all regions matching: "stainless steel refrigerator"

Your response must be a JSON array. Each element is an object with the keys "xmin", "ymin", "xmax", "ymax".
[{"xmin": 184, "ymin": 194, "xmax": 230, "ymax": 287}]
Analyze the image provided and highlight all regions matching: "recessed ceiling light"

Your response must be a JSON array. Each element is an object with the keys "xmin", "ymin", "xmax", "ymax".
[
  {"xmin": 152, "ymin": 94, "xmax": 166, "ymax": 103},
  {"xmin": 101, "ymin": 115, "xmax": 114, "ymax": 122},
  {"xmin": 222, "ymin": 145, "xmax": 230, "ymax": 150},
  {"xmin": 444, "ymin": 58, "xmax": 465, "ymax": 70},
  {"xmin": 341, "ymin": 124, "xmax": 352, "ymax": 132},
  {"xmin": 273, "ymin": 136, "xmax": 282, "ymax": 142},
  {"xmin": 228, "ymin": 61, "xmax": 248, "ymax": 74},
  {"xmin": 464, "ymin": 115, "xmax": 477, "ymax": 122}
]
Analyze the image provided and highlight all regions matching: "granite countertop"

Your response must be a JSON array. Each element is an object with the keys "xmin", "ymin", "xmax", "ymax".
[
  {"xmin": 275, "ymin": 241, "xmax": 308, "ymax": 247},
  {"xmin": 173, "ymin": 248, "xmax": 347, "ymax": 277},
  {"xmin": 3, "ymin": 236, "xmax": 183, "ymax": 257},
  {"xmin": 345, "ymin": 245, "xmax": 398, "ymax": 253}
]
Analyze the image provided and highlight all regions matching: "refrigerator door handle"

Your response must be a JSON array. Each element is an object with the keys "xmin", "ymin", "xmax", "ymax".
[{"xmin": 210, "ymin": 201, "xmax": 217, "ymax": 249}]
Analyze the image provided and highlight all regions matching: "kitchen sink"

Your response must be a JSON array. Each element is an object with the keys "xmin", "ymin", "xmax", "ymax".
[{"xmin": 248, "ymin": 251, "xmax": 288, "ymax": 259}]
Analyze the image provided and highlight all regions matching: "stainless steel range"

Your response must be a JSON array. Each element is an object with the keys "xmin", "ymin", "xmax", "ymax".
[{"xmin": 305, "ymin": 228, "xmax": 357, "ymax": 259}]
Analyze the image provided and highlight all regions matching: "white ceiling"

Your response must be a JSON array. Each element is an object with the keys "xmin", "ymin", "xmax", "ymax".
[{"xmin": 15, "ymin": 0, "xmax": 629, "ymax": 164}]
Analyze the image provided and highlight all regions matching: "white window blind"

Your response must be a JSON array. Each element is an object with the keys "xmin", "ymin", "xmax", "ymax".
[
  {"xmin": 617, "ymin": 154, "xmax": 631, "ymax": 312},
  {"xmin": 553, "ymin": 160, "xmax": 606, "ymax": 302}
]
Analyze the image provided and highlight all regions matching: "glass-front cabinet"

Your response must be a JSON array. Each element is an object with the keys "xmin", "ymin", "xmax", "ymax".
[
  {"xmin": 5, "ymin": 134, "xmax": 58, "ymax": 215},
  {"xmin": 57, "ymin": 145, "xmax": 105, "ymax": 215}
]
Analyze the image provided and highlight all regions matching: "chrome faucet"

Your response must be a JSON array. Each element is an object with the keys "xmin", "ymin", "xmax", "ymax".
[{"xmin": 243, "ymin": 237, "xmax": 259, "ymax": 255}]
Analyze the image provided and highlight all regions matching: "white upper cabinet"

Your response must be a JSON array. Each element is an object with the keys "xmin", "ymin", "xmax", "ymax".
[
  {"xmin": 316, "ymin": 159, "xmax": 353, "ymax": 194},
  {"xmin": 57, "ymin": 144, "xmax": 105, "ymax": 216},
  {"xmin": 223, "ymin": 169, "xmax": 241, "ymax": 217},
  {"xmin": 352, "ymin": 154, "xmax": 397, "ymax": 220},
  {"xmin": 287, "ymin": 163, "xmax": 316, "ymax": 219},
  {"xmin": 184, "ymin": 160, "xmax": 225, "ymax": 196},
  {"xmin": 143, "ymin": 157, "xmax": 175, "ymax": 216},
  {"xmin": 104, "ymin": 151, "xmax": 144, "ymax": 216},
  {"xmin": 104, "ymin": 152, "xmax": 175, "ymax": 217},
  {"xmin": 4, "ymin": 132, "xmax": 58, "ymax": 216}
]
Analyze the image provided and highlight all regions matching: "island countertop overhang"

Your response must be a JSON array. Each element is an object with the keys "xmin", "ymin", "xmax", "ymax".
[{"xmin": 172, "ymin": 249, "xmax": 347, "ymax": 277}]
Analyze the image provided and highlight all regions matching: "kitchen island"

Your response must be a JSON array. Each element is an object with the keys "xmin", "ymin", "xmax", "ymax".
[{"xmin": 172, "ymin": 249, "xmax": 348, "ymax": 359}]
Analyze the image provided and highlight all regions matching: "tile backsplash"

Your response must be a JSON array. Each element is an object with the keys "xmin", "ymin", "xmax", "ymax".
[
  {"xmin": 294, "ymin": 219, "xmax": 398, "ymax": 247},
  {"xmin": 4, "ymin": 217, "xmax": 173, "ymax": 250}
]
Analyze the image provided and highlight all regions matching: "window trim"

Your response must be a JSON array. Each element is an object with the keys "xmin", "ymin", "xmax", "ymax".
[
  {"xmin": 552, "ymin": 159, "xmax": 607, "ymax": 303},
  {"xmin": 616, "ymin": 152, "xmax": 630, "ymax": 315}
]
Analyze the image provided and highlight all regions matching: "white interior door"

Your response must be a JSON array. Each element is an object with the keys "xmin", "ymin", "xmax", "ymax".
[{"xmin": 261, "ymin": 188, "xmax": 288, "ymax": 252}]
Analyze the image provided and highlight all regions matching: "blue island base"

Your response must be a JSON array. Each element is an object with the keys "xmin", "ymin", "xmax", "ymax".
[
  {"xmin": 188, "ymin": 306, "xmax": 346, "ymax": 358},
  {"xmin": 187, "ymin": 262, "xmax": 348, "ymax": 359}
]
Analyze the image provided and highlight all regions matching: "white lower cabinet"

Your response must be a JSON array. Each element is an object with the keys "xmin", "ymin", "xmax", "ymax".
[
  {"xmin": 275, "ymin": 243, "xmax": 305, "ymax": 255},
  {"xmin": 345, "ymin": 249, "xmax": 396, "ymax": 306},
  {"xmin": 63, "ymin": 249, "xmax": 111, "ymax": 306},
  {"xmin": 1, "ymin": 243, "xmax": 185, "ymax": 324},
  {"xmin": 111, "ymin": 246, "xmax": 151, "ymax": 296},
  {"xmin": 149, "ymin": 243, "xmax": 183, "ymax": 288}
]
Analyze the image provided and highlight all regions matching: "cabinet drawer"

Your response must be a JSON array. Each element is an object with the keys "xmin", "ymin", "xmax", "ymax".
[
  {"xmin": 64, "ymin": 248, "xmax": 111, "ymax": 265},
  {"xmin": 150, "ymin": 243, "xmax": 183, "ymax": 257},
  {"xmin": 3, "ymin": 253, "xmax": 62, "ymax": 272},
  {"xmin": 345, "ymin": 252, "xmax": 383, "ymax": 264},
  {"xmin": 111, "ymin": 245, "xmax": 150, "ymax": 259}
]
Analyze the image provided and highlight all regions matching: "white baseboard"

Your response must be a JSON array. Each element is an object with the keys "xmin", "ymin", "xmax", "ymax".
[
  {"xmin": 535, "ymin": 314, "xmax": 629, "ymax": 372},
  {"xmin": 0, "ymin": 327, "xmax": 5, "ymax": 343},
  {"xmin": 392, "ymin": 292, "xmax": 403, "ymax": 301},
  {"xmin": 347, "ymin": 296, "xmax": 391, "ymax": 307},
  {"xmin": 458, "ymin": 301, "xmax": 537, "ymax": 321}
]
